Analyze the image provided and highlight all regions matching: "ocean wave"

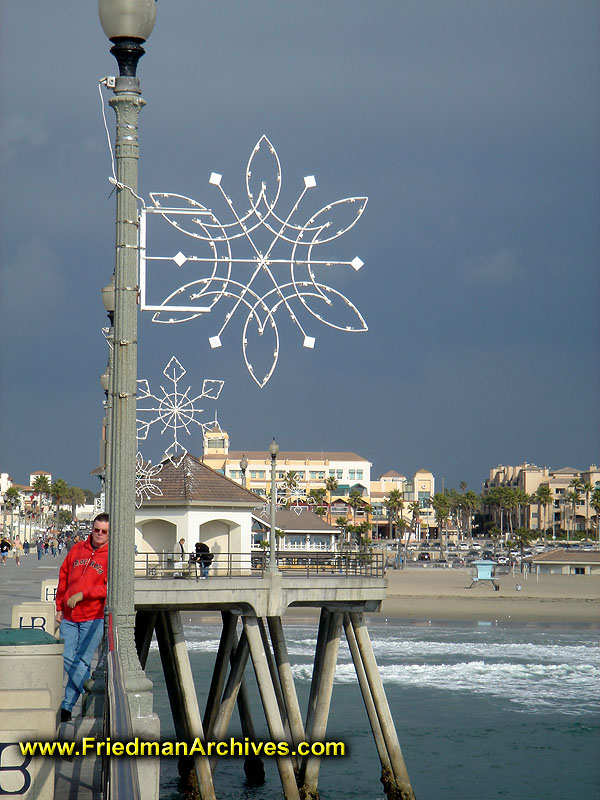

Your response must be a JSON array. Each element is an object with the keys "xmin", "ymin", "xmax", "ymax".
[{"xmin": 290, "ymin": 660, "xmax": 599, "ymax": 714}]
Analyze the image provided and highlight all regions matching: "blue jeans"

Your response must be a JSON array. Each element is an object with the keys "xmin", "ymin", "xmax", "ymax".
[{"xmin": 59, "ymin": 618, "xmax": 104, "ymax": 712}]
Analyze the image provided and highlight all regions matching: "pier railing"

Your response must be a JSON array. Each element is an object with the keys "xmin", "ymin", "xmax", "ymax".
[
  {"xmin": 134, "ymin": 550, "xmax": 384, "ymax": 579},
  {"xmin": 103, "ymin": 609, "xmax": 141, "ymax": 800}
]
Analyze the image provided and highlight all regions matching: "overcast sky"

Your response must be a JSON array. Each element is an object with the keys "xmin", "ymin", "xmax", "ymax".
[{"xmin": 1, "ymin": 1, "xmax": 598, "ymax": 494}]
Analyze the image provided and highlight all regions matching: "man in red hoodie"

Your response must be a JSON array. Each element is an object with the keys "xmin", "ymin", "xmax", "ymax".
[{"xmin": 55, "ymin": 512, "xmax": 109, "ymax": 722}]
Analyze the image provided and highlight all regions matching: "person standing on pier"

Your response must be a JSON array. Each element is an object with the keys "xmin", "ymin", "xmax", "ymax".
[{"xmin": 55, "ymin": 513, "xmax": 109, "ymax": 722}]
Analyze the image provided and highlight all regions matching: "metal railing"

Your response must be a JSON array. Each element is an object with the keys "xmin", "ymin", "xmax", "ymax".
[
  {"xmin": 134, "ymin": 550, "xmax": 385, "ymax": 579},
  {"xmin": 103, "ymin": 609, "xmax": 141, "ymax": 800}
]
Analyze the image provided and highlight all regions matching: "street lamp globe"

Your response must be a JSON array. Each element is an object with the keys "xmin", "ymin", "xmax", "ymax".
[
  {"xmin": 98, "ymin": 0, "xmax": 156, "ymax": 41},
  {"xmin": 269, "ymin": 438, "xmax": 279, "ymax": 459},
  {"xmin": 99, "ymin": 0, "xmax": 157, "ymax": 76},
  {"xmin": 101, "ymin": 278, "xmax": 116, "ymax": 314},
  {"xmin": 240, "ymin": 455, "xmax": 248, "ymax": 472},
  {"xmin": 100, "ymin": 368, "xmax": 110, "ymax": 392}
]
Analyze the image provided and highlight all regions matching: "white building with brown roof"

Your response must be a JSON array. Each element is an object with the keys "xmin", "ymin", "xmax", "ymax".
[
  {"xmin": 528, "ymin": 549, "xmax": 600, "ymax": 576},
  {"xmin": 135, "ymin": 453, "xmax": 262, "ymax": 565}
]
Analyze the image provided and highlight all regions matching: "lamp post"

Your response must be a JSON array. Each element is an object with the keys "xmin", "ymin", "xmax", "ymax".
[
  {"xmin": 269, "ymin": 438, "xmax": 279, "ymax": 572},
  {"xmin": 101, "ymin": 275, "xmax": 115, "ymax": 513},
  {"xmin": 239, "ymin": 455, "xmax": 248, "ymax": 489},
  {"xmin": 98, "ymin": 0, "xmax": 156, "ymax": 713}
]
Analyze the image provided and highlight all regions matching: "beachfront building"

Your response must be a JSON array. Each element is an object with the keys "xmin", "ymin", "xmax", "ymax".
[
  {"xmin": 483, "ymin": 463, "xmax": 600, "ymax": 534},
  {"xmin": 528, "ymin": 550, "xmax": 600, "ymax": 576},
  {"xmin": 251, "ymin": 507, "xmax": 338, "ymax": 552},
  {"xmin": 370, "ymin": 469, "xmax": 436, "ymax": 539},
  {"xmin": 202, "ymin": 428, "xmax": 371, "ymax": 497},
  {"xmin": 202, "ymin": 428, "xmax": 439, "ymax": 541}
]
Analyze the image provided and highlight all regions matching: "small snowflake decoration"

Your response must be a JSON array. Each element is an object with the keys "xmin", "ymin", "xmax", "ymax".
[
  {"xmin": 137, "ymin": 356, "xmax": 224, "ymax": 467},
  {"xmin": 135, "ymin": 451, "xmax": 163, "ymax": 509},
  {"xmin": 139, "ymin": 135, "xmax": 368, "ymax": 388},
  {"xmin": 261, "ymin": 482, "xmax": 317, "ymax": 517}
]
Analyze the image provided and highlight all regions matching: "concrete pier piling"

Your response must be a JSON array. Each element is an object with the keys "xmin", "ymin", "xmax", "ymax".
[{"xmin": 129, "ymin": 570, "xmax": 414, "ymax": 800}]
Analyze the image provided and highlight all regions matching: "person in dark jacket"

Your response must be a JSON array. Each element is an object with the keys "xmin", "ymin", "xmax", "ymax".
[{"xmin": 190, "ymin": 541, "xmax": 213, "ymax": 578}]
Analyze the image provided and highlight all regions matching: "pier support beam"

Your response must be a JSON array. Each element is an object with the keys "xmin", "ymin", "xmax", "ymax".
[
  {"xmin": 208, "ymin": 628, "xmax": 250, "ymax": 772},
  {"xmin": 348, "ymin": 612, "xmax": 415, "ymax": 800},
  {"xmin": 244, "ymin": 614, "xmax": 301, "ymax": 800},
  {"xmin": 299, "ymin": 610, "xmax": 343, "ymax": 800},
  {"xmin": 155, "ymin": 610, "xmax": 216, "ymax": 800},
  {"xmin": 205, "ymin": 613, "xmax": 265, "ymax": 785},
  {"xmin": 268, "ymin": 616, "xmax": 306, "ymax": 766}
]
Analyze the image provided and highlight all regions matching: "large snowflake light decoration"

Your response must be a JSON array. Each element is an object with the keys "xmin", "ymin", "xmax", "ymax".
[
  {"xmin": 137, "ymin": 356, "xmax": 224, "ymax": 467},
  {"xmin": 139, "ymin": 136, "xmax": 368, "ymax": 387}
]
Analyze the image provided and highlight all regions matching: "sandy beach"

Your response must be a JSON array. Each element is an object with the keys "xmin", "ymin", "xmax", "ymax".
[{"xmin": 379, "ymin": 567, "xmax": 599, "ymax": 624}]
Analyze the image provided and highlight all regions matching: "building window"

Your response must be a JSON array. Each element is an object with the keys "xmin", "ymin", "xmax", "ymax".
[
  {"xmin": 418, "ymin": 491, "xmax": 430, "ymax": 508},
  {"xmin": 296, "ymin": 471, "xmax": 305, "ymax": 479},
  {"xmin": 573, "ymin": 567, "xmax": 585, "ymax": 575},
  {"xmin": 250, "ymin": 470, "xmax": 265, "ymax": 480},
  {"xmin": 356, "ymin": 470, "xmax": 363, "ymax": 480},
  {"xmin": 336, "ymin": 469, "xmax": 343, "ymax": 479},
  {"xmin": 277, "ymin": 471, "xmax": 286, "ymax": 479},
  {"xmin": 349, "ymin": 470, "xmax": 355, "ymax": 480},
  {"xmin": 230, "ymin": 470, "xmax": 240, "ymax": 479},
  {"xmin": 329, "ymin": 470, "xmax": 336, "ymax": 477}
]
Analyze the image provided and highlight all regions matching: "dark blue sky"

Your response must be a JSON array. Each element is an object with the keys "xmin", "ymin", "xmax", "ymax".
[{"xmin": 1, "ymin": 1, "xmax": 598, "ymax": 493}]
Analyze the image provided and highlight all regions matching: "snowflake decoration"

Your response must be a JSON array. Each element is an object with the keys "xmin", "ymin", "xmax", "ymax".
[
  {"xmin": 135, "ymin": 451, "xmax": 163, "ymax": 509},
  {"xmin": 137, "ymin": 356, "xmax": 224, "ymax": 467},
  {"xmin": 139, "ymin": 135, "xmax": 368, "ymax": 388},
  {"xmin": 261, "ymin": 481, "xmax": 317, "ymax": 517}
]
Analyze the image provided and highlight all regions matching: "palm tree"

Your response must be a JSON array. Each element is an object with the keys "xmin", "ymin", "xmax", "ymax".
[
  {"xmin": 582, "ymin": 483, "xmax": 594, "ymax": 536},
  {"xmin": 309, "ymin": 487, "xmax": 326, "ymax": 507},
  {"xmin": 384, "ymin": 489, "xmax": 403, "ymax": 542},
  {"xmin": 32, "ymin": 475, "xmax": 51, "ymax": 530},
  {"xmin": 431, "ymin": 492, "xmax": 450, "ymax": 558},
  {"xmin": 334, "ymin": 516, "xmax": 348, "ymax": 547},
  {"xmin": 509, "ymin": 527, "xmax": 536, "ymax": 572},
  {"xmin": 66, "ymin": 486, "xmax": 87, "ymax": 523},
  {"xmin": 535, "ymin": 484, "xmax": 553, "ymax": 539},
  {"xmin": 590, "ymin": 489, "xmax": 600, "ymax": 545},
  {"xmin": 4, "ymin": 486, "xmax": 21, "ymax": 537},
  {"xmin": 325, "ymin": 477, "xmax": 338, "ymax": 525},
  {"xmin": 347, "ymin": 489, "xmax": 363, "ymax": 525},
  {"xmin": 50, "ymin": 478, "xmax": 69, "ymax": 527},
  {"xmin": 566, "ymin": 489, "xmax": 581, "ymax": 539}
]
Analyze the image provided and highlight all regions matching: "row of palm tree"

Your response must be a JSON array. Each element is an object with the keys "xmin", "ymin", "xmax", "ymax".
[{"xmin": 23, "ymin": 476, "xmax": 89, "ymax": 530}]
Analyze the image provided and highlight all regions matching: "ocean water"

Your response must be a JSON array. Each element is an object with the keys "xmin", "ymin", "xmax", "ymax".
[{"xmin": 145, "ymin": 618, "xmax": 600, "ymax": 800}]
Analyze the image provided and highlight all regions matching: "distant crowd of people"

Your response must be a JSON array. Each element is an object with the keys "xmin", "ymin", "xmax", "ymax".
[{"xmin": 0, "ymin": 526, "xmax": 89, "ymax": 567}]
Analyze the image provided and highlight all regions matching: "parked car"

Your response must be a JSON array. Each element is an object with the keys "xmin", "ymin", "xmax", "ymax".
[{"xmin": 417, "ymin": 552, "xmax": 431, "ymax": 561}]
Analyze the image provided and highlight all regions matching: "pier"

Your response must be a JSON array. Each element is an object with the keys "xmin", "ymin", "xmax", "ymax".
[{"xmin": 0, "ymin": 551, "xmax": 416, "ymax": 800}]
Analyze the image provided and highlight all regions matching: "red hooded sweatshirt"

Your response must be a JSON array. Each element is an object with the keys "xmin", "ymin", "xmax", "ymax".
[{"xmin": 55, "ymin": 535, "xmax": 108, "ymax": 623}]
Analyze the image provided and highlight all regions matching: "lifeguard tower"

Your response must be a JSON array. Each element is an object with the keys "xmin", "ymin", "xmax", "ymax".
[{"xmin": 469, "ymin": 560, "xmax": 500, "ymax": 591}]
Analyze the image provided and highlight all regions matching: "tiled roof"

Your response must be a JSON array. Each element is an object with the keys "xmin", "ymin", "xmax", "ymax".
[
  {"xmin": 224, "ymin": 450, "xmax": 370, "ymax": 462},
  {"xmin": 381, "ymin": 470, "xmax": 404, "ymax": 478},
  {"xmin": 551, "ymin": 467, "xmax": 579, "ymax": 474},
  {"xmin": 253, "ymin": 507, "xmax": 337, "ymax": 533},
  {"xmin": 530, "ymin": 549, "xmax": 600, "ymax": 564},
  {"xmin": 142, "ymin": 453, "xmax": 263, "ymax": 507}
]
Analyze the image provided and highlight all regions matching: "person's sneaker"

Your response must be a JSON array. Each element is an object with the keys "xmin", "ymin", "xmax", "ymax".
[{"xmin": 60, "ymin": 708, "xmax": 72, "ymax": 722}]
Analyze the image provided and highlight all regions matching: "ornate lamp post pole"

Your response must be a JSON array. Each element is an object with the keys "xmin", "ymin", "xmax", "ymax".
[
  {"xmin": 98, "ymin": 0, "xmax": 156, "ymax": 712},
  {"xmin": 240, "ymin": 454, "xmax": 249, "ymax": 489},
  {"xmin": 268, "ymin": 438, "xmax": 279, "ymax": 572}
]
